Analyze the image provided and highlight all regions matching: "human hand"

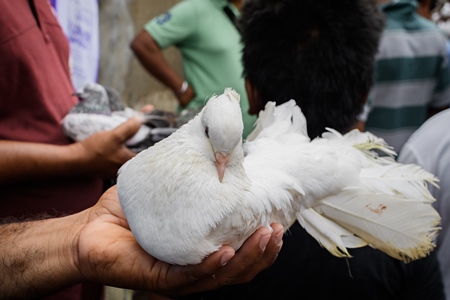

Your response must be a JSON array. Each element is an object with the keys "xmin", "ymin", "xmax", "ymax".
[
  {"xmin": 141, "ymin": 104, "xmax": 155, "ymax": 113},
  {"xmin": 72, "ymin": 117, "xmax": 142, "ymax": 178},
  {"xmin": 75, "ymin": 186, "xmax": 283, "ymax": 297}
]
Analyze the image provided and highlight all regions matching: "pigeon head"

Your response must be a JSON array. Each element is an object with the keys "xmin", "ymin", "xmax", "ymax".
[
  {"xmin": 201, "ymin": 88, "xmax": 243, "ymax": 182},
  {"xmin": 71, "ymin": 82, "xmax": 111, "ymax": 115}
]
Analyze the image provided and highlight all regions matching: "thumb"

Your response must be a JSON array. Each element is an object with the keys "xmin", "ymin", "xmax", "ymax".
[{"xmin": 112, "ymin": 116, "xmax": 143, "ymax": 143}]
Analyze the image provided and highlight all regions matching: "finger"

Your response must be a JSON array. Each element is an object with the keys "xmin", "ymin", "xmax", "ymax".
[
  {"xmin": 112, "ymin": 117, "xmax": 143, "ymax": 144},
  {"xmin": 141, "ymin": 104, "xmax": 155, "ymax": 113},
  {"xmin": 253, "ymin": 223, "xmax": 284, "ymax": 270},
  {"xmin": 177, "ymin": 227, "xmax": 276, "ymax": 296},
  {"xmin": 213, "ymin": 224, "xmax": 283, "ymax": 284},
  {"xmin": 185, "ymin": 245, "xmax": 236, "ymax": 282},
  {"xmin": 165, "ymin": 246, "xmax": 235, "ymax": 296},
  {"xmin": 166, "ymin": 225, "xmax": 284, "ymax": 297},
  {"xmin": 99, "ymin": 186, "xmax": 118, "ymax": 203},
  {"xmin": 92, "ymin": 186, "xmax": 128, "ymax": 224},
  {"xmin": 216, "ymin": 226, "xmax": 272, "ymax": 281}
]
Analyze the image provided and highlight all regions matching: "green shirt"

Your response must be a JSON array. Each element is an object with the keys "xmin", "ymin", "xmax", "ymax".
[{"xmin": 145, "ymin": 0, "xmax": 256, "ymax": 138}]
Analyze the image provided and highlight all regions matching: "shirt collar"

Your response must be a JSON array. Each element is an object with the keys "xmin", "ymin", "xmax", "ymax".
[
  {"xmin": 379, "ymin": 0, "xmax": 418, "ymax": 11},
  {"xmin": 213, "ymin": 0, "xmax": 241, "ymax": 17}
]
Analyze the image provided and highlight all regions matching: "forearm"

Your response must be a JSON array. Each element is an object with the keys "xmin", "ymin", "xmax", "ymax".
[
  {"xmin": 130, "ymin": 30, "xmax": 185, "ymax": 94},
  {"xmin": 0, "ymin": 140, "xmax": 88, "ymax": 185},
  {"xmin": 0, "ymin": 213, "xmax": 86, "ymax": 299},
  {"xmin": 0, "ymin": 118, "xmax": 141, "ymax": 185}
]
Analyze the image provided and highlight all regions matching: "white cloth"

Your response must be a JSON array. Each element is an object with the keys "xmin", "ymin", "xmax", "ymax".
[
  {"xmin": 51, "ymin": 0, "xmax": 100, "ymax": 90},
  {"xmin": 398, "ymin": 109, "xmax": 450, "ymax": 299}
]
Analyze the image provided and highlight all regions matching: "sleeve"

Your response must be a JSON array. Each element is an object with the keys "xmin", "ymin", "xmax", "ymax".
[
  {"xmin": 143, "ymin": 1, "xmax": 197, "ymax": 50},
  {"xmin": 397, "ymin": 142, "xmax": 424, "ymax": 166}
]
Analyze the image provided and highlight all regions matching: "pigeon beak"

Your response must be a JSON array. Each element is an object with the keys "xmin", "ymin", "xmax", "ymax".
[{"xmin": 215, "ymin": 152, "xmax": 230, "ymax": 182}]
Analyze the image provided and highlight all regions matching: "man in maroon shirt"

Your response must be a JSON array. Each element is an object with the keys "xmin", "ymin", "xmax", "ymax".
[
  {"xmin": 0, "ymin": 1, "xmax": 141, "ymax": 299},
  {"xmin": 0, "ymin": 1, "xmax": 139, "ymax": 218}
]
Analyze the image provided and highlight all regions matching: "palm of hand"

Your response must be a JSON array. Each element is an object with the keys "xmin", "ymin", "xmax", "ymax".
[
  {"xmin": 76, "ymin": 186, "xmax": 181, "ymax": 294},
  {"xmin": 75, "ymin": 187, "xmax": 283, "ymax": 297}
]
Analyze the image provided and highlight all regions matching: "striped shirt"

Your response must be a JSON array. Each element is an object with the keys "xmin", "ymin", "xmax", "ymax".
[{"xmin": 365, "ymin": 0, "xmax": 450, "ymax": 153}]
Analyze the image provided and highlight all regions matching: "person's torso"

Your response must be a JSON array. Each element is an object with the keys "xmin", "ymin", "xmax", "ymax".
[
  {"xmin": 0, "ymin": 0, "xmax": 103, "ymax": 219},
  {"xmin": 146, "ymin": 0, "xmax": 256, "ymax": 137},
  {"xmin": 366, "ymin": 4, "xmax": 450, "ymax": 153}
]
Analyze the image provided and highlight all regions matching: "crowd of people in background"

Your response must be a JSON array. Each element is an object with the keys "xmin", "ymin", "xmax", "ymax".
[{"xmin": 0, "ymin": 0, "xmax": 449, "ymax": 299}]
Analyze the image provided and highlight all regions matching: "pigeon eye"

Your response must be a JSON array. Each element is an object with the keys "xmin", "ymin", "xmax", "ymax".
[{"xmin": 205, "ymin": 126, "xmax": 209, "ymax": 138}]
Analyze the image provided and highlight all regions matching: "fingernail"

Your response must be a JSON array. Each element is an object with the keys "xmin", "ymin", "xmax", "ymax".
[
  {"xmin": 275, "ymin": 230, "xmax": 283, "ymax": 246},
  {"xmin": 220, "ymin": 251, "xmax": 234, "ymax": 266},
  {"xmin": 277, "ymin": 240, "xmax": 283, "ymax": 252},
  {"xmin": 259, "ymin": 234, "xmax": 270, "ymax": 250}
]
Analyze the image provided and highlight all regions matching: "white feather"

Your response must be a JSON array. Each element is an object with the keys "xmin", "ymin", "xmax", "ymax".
[{"xmin": 316, "ymin": 189, "xmax": 439, "ymax": 261}]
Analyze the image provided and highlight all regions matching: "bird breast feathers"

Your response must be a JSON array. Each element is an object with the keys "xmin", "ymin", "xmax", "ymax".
[{"xmin": 118, "ymin": 128, "xmax": 247, "ymax": 232}]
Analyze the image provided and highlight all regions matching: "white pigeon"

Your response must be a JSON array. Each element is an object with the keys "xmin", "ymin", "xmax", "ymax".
[
  {"xmin": 117, "ymin": 88, "xmax": 440, "ymax": 266},
  {"xmin": 61, "ymin": 82, "xmax": 177, "ymax": 151}
]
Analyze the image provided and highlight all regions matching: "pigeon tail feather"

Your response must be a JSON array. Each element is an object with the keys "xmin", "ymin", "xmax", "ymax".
[
  {"xmin": 296, "ymin": 128, "xmax": 441, "ymax": 263},
  {"xmin": 314, "ymin": 190, "xmax": 440, "ymax": 262},
  {"xmin": 296, "ymin": 208, "xmax": 368, "ymax": 257}
]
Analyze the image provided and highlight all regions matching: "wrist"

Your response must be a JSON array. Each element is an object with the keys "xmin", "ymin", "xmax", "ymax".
[
  {"xmin": 65, "ymin": 141, "xmax": 96, "ymax": 176},
  {"xmin": 69, "ymin": 210, "xmax": 91, "ymax": 282},
  {"xmin": 40, "ymin": 213, "xmax": 88, "ymax": 283},
  {"xmin": 0, "ymin": 213, "xmax": 87, "ymax": 298},
  {"xmin": 176, "ymin": 81, "xmax": 189, "ymax": 97},
  {"xmin": 35, "ymin": 213, "xmax": 88, "ymax": 293}
]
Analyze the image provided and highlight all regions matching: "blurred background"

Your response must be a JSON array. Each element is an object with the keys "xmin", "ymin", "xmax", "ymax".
[
  {"xmin": 96, "ymin": 0, "xmax": 182, "ymax": 113},
  {"xmin": 57, "ymin": 0, "xmax": 450, "ymax": 116},
  {"xmin": 66, "ymin": 0, "xmax": 184, "ymax": 115},
  {"xmin": 98, "ymin": 0, "xmax": 182, "ymax": 114},
  {"xmin": 61, "ymin": 0, "xmax": 450, "ymax": 115}
]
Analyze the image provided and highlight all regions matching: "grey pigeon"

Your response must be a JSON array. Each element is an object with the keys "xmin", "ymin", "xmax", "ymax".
[{"xmin": 62, "ymin": 82, "xmax": 177, "ymax": 152}]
